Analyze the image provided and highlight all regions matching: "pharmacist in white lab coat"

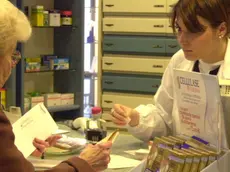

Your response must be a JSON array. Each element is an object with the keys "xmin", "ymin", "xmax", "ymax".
[{"xmin": 111, "ymin": 0, "xmax": 230, "ymax": 147}]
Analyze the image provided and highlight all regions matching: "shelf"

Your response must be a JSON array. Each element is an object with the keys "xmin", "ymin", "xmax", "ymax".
[
  {"xmin": 47, "ymin": 104, "xmax": 80, "ymax": 113},
  {"xmin": 84, "ymin": 72, "xmax": 97, "ymax": 78},
  {"xmin": 33, "ymin": 26, "xmax": 74, "ymax": 28},
  {"xmin": 25, "ymin": 69, "xmax": 76, "ymax": 73}
]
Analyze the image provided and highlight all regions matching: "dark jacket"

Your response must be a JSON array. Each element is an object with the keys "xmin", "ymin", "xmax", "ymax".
[{"xmin": 0, "ymin": 110, "xmax": 95, "ymax": 172}]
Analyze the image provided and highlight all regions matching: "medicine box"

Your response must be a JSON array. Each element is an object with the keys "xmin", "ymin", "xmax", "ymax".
[
  {"xmin": 25, "ymin": 58, "xmax": 41, "ymax": 72},
  {"xmin": 44, "ymin": 93, "xmax": 61, "ymax": 107},
  {"xmin": 49, "ymin": 58, "xmax": 69, "ymax": 70},
  {"xmin": 31, "ymin": 5, "xmax": 44, "ymax": 26},
  {"xmin": 31, "ymin": 96, "xmax": 44, "ymax": 108},
  {"xmin": 130, "ymin": 152, "xmax": 230, "ymax": 172},
  {"xmin": 26, "ymin": 62, "xmax": 41, "ymax": 72},
  {"xmin": 49, "ymin": 10, "xmax": 61, "ymax": 27},
  {"xmin": 41, "ymin": 55, "xmax": 57, "ymax": 66},
  {"xmin": 61, "ymin": 93, "xmax": 74, "ymax": 105}
]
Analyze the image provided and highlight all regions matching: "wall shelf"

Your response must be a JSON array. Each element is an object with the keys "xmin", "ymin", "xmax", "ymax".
[
  {"xmin": 47, "ymin": 104, "xmax": 80, "ymax": 113},
  {"xmin": 25, "ymin": 69, "xmax": 77, "ymax": 73},
  {"xmin": 32, "ymin": 26, "xmax": 75, "ymax": 28},
  {"xmin": 16, "ymin": 0, "xmax": 85, "ymax": 120}
]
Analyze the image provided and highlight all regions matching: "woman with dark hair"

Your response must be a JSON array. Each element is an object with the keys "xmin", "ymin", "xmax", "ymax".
[
  {"xmin": 0, "ymin": 0, "xmax": 111, "ymax": 171},
  {"xmin": 111, "ymin": 0, "xmax": 230, "ymax": 146}
]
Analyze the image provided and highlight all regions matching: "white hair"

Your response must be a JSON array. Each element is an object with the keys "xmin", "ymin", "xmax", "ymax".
[{"xmin": 0, "ymin": 0, "xmax": 32, "ymax": 57}]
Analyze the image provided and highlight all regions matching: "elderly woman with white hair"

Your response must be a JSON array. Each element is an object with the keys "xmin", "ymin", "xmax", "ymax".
[{"xmin": 0, "ymin": 0, "xmax": 112, "ymax": 171}]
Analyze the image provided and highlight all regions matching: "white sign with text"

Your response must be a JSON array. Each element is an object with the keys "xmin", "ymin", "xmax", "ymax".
[{"xmin": 173, "ymin": 69, "xmax": 227, "ymax": 149}]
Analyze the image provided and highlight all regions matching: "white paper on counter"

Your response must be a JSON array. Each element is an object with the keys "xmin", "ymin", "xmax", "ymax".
[
  {"xmin": 124, "ymin": 149, "xmax": 149, "ymax": 156},
  {"xmin": 108, "ymin": 155, "xmax": 141, "ymax": 169},
  {"xmin": 52, "ymin": 129, "xmax": 70, "ymax": 135},
  {"xmin": 13, "ymin": 103, "xmax": 58, "ymax": 158},
  {"xmin": 28, "ymin": 157, "xmax": 61, "ymax": 169}
]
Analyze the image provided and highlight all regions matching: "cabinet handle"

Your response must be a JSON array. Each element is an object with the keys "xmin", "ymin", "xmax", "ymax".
[
  {"xmin": 104, "ymin": 62, "xmax": 114, "ymax": 65},
  {"xmin": 105, "ymin": 4, "xmax": 114, "ymax": 7},
  {"xmin": 105, "ymin": 24, "xmax": 114, "ymax": 27},
  {"xmin": 168, "ymin": 45, "xmax": 178, "ymax": 48},
  {"xmin": 104, "ymin": 81, "xmax": 114, "ymax": 84},
  {"xmin": 105, "ymin": 43, "xmax": 114, "ymax": 47},
  {"xmin": 152, "ymin": 45, "xmax": 163, "ymax": 48},
  {"xmin": 169, "ymin": 4, "xmax": 175, "ymax": 8},
  {"xmin": 153, "ymin": 25, "xmax": 164, "ymax": 28},
  {"xmin": 152, "ymin": 65, "xmax": 163, "ymax": 68},
  {"xmin": 104, "ymin": 100, "xmax": 113, "ymax": 103},
  {"xmin": 153, "ymin": 5, "xmax": 164, "ymax": 8},
  {"xmin": 152, "ymin": 84, "xmax": 159, "ymax": 88}
]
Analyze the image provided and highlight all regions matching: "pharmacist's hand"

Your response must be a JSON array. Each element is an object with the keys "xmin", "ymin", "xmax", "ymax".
[
  {"xmin": 31, "ymin": 135, "xmax": 62, "ymax": 157},
  {"xmin": 111, "ymin": 104, "xmax": 140, "ymax": 127},
  {"xmin": 79, "ymin": 141, "xmax": 112, "ymax": 172}
]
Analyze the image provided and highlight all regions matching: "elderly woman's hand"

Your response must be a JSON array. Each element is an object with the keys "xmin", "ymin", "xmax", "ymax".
[
  {"xmin": 31, "ymin": 135, "xmax": 62, "ymax": 157},
  {"xmin": 79, "ymin": 141, "xmax": 112, "ymax": 172}
]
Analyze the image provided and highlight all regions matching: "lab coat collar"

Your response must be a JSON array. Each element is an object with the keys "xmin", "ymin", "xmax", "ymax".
[{"xmin": 222, "ymin": 38, "xmax": 230, "ymax": 79}]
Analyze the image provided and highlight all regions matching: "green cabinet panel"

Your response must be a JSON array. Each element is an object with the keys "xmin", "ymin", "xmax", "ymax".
[
  {"xmin": 165, "ymin": 38, "xmax": 181, "ymax": 55},
  {"xmin": 102, "ymin": 74, "xmax": 161, "ymax": 94},
  {"xmin": 103, "ymin": 35, "xmax": 166, "ymax": 55}
]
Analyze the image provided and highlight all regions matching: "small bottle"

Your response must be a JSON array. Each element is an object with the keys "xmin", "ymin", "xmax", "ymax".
[
  {"xmin": 91, "ymin": 107, "xmax": 102, "ymax": 121},
  {"xmin": 61, "ymin": 11, "xmax": 72, "ymax": 26},
  {"xmin": 85, "ymin": 107, "xmax": 107, "ymax": 144},
  {"xmin": 49, "ymin": 10, "xmax": 61, "ymax": 27},
  {"xmin": 43, "ymin": 11, "xmax": 49, "ymax": 26},
  {"xmin": 31, "ymin": 5, "xmax": 44, "ymax": 26}
]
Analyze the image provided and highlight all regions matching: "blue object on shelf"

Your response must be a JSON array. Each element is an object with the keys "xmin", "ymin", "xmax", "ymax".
[{"xmin": 87, "ymin": 27, "xmax": 94, "ymax": 43}]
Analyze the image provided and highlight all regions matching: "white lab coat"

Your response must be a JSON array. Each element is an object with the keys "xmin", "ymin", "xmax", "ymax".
[{"xmin": 128, "ymin": 39, "xmax": 230, "ymax": 149}]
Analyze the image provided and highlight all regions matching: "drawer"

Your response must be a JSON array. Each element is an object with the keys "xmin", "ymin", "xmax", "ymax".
[
  {"xmin": 103, "ymin": 0, "xmax": 167, "ymax": 13},
  {"xmin": 167, "ymin": 0, "xmax": 178, "ymax": 13},
  {"xmin": 102, "ymin": 92, "xmax": 153, "ymax": 108},
  {"xmin": 103, "ymin": 35, "xmax": 166, "ymax": 55},
  {"xmin": 102, "ymin": 74, "xmax": 162, "ymax": 94},
  {"xmin": 103, "ymin": 17, "xmax": 167, "ymax": 33},
  {"xmin": 165, "ymin": 39, "xmax": 180, "ymax": 55},
  {"xmin": 166, "ymin": 19, "xmax": 173, "ymax": 34},
  {"xmin": 103, "ymin": 55, "xmax": 170, "ymax": 74}
]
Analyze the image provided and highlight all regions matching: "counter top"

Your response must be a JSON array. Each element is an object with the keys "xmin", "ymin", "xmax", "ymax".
[{"xmin": 32, "ymin": 123, "xmax": 148, "ymax": 172}]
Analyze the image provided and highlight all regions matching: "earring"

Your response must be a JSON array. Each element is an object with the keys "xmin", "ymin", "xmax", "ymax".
[{"xmin": 219, "ymin": 35, "xmax": 224, "ymax": 39}]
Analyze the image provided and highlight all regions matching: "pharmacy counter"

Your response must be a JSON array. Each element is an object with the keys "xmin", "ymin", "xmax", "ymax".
[{"xmin": 32, "ymin": 124, "xmax": 147, "ymax": 172}]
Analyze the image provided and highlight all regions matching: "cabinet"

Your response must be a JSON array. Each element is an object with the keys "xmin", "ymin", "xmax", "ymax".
[
  {"xmin": 98, "ymin": 0, "xmax": 179, "ymax": 129},
  {"xmin": 16, "ymin": 0, "xmax": 84, "ymax": 119},
  {"xmin": 167, "ymin": 0, "xmax": 178, "ymax": 13},
  {"xmin": 102, "ymin": 92, "xmax": 153, "ymax": 109},
  {"xmin": 103, "ymin": 35, "xmax": 180, "ymax": 56},
  {"xmin": 102, "ymin": 55, "xmax": 170, "ymax": 74},
  {"xmin": 103, "ymin": 17, "xmax": 168, "ymax": 33},
  {"xmin": 103, "ymin": 0, "xmax": 167, "ymax": 13}
]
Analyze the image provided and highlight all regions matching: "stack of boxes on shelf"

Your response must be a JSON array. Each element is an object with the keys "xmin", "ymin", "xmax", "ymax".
[
  {"xmin": 30, "ymin": 5, "xmax": 73, "ymax": 27},
  {"xmin": 99, "ymin": 0, "xmax": 180, "ymax": 129},
  {"xmin": 25, "ymin": 55, "xmax": 70, "ymax": 72},
  {"xmin": 24, "ymin": 93, "xmax": 75, "ymax": 113}
]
